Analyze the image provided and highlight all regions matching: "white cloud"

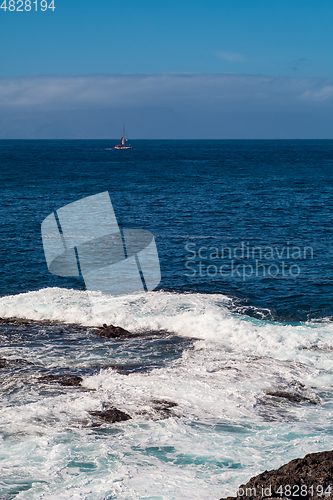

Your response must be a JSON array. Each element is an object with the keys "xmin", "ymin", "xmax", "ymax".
[
  {"xmin": 2, "ymin": 73, "xmax": 333, "ymax": 109},
  {"xmin": 0, "ymin": 73, "xmax": 332, "ymax": 138},
  {"xmin": 300, "ymin": 85, "xmax": 333, "ymax": 102}
]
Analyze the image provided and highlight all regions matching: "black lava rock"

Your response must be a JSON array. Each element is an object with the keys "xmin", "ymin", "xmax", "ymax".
[
  {"xmin": 38, "ymin": 374, "xmax": 83, "ymax": 386},
  {"xmin": 97, "ymin": 324, "xmax": 132, "ymax": 339},
  {"xmin": 221, "ymin": 450, "xmax": 333, "ymax": 500},
  {"xmin": 89, "ymin": 408, "xmax": 132, "ymax": 423},
  {"xmin": 0, "ymin": 358, "xmax": 34, "ymax": 369}
]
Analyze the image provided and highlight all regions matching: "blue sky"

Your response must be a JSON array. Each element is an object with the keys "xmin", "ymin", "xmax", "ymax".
[{"xmin": 1, "ymin": 0, "xmax": 333, "ymax": 138}]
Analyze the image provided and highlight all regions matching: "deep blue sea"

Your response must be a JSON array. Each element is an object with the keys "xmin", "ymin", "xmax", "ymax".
[{"xmin": 1, "ymin": 140, "xmax": 333, "ymax": 499}]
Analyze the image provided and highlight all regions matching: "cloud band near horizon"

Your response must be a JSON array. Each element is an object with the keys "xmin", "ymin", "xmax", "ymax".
[{"xmin": 0, "ymin": 73, "xmax": 332, "ymax": 139}]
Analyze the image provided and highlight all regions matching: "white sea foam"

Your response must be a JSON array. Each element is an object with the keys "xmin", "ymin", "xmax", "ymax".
[
  {"xmin": 1, "ymin": 287, "xmax": 333, "ymax": 360},
  {"xmin": 1, "ymin": 288, "xmax": 333, "ymax": 499}
]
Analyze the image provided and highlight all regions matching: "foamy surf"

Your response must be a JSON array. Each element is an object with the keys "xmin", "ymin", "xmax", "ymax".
[
  {"xmin": 2, "ymin": 288, "xmax": 333, "ymax": 499},
  {"xmin": 1, "ymin": 287, "xmax": 333, "ymax": 360}
]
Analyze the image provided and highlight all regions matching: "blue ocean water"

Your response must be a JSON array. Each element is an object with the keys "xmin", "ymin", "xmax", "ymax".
[{"xmin": 1, "ymin": 140, "xmax": 333, "ymax": 499}]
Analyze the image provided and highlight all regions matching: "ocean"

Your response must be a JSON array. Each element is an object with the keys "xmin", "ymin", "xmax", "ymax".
[{"xmin": 1, "ymin": 140, "xmax": 333, "ymax": 500}]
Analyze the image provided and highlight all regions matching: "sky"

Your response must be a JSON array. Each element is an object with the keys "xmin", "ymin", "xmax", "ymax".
[{"xmin": 0, "ymin": 0, "xmax": 333, "ymax": 138}]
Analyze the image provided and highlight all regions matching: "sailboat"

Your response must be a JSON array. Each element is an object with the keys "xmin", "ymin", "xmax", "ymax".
[{"xmin": 114, "ymin": 124, "xmax": 133, "ymax": 150}]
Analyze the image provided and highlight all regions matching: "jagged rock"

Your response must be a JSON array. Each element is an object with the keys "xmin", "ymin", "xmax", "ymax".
[
  {"xmin": 266, "ymin": 391, "xmax": 319, "ymax": 405},
  {"xmin": 0, "ymin": 358, "xmax": 34, "ymax": 369},
  {"xmin": 96, "ymin": 324, "xmax": 132, "ymax": 339},
  {"xmin": 89, "ymin": 408, "xmax": 132, "ymax": 423},
  {"xmin": 38, "ymin": 374, "xmax": 83, "ymax": 386},
  {"xmin": 151, "ymin": 399, "xmax": 178, "ymax": 409},
  {"xmin": 221, "ymin": 450, "xmax": 333, "ymax": 500}
]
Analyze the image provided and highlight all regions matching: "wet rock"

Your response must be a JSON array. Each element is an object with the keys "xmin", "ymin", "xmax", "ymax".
[
  {"xmin": 0, "ymin": 317, "xmax": 30, "ymax": 325},
  {"xmin": 96, "ymin": 324, "xmax": 132, "ymax": 339},
  {"xmin": 151, "ymin": 399, "xmax": 178, "ymax": 409},
  {"xmin": 221, "ymin": 450, "xmax": 333, "ymax": 500},
  {"xmin": 89, "ymin": 408, "xmax": 132, "ymax": 423},
  {"xmin": 266, "ymin": 391, "xmax": 319, "ymax": 405},
  {"xmin": 38, "ymin": 374, "xmax": 83, "ymax": 386},
  {"xmin": 0, "ymin": 358, "xmax": 34, "ymax": 369}
]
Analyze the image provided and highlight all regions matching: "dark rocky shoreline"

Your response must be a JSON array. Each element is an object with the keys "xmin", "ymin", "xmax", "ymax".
[
  {"xmin": 0, "ymin": 317, "xmax": 133, "ymax": 335},
  {"xmin": 2, "ymin": 318, "xmax": 331, "ymax": 491},
  {"xmin": 0, "ymin": 317, "xmax": 157, "ymax": 339},
  {"xmin": 0, "ymin": 322, "xmax": 181, "ymax": 424},
  {"xmin": 222, "ymin": 450, "xmax": 333, "ymax": 500}
]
